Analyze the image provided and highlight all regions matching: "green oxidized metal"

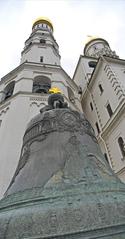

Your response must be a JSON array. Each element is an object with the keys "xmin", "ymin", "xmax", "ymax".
[{"xmin": 0, "ymin": 103, "xmax": 125, "ymax": 238}]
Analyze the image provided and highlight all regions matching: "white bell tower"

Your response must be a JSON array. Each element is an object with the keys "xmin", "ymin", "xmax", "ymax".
[
  {"xmin": 0, "ymin": 17, "xmax": 81, "ymax": 198},
  {"xmin": 84, "ymin": 36, "xmax": 119, "ymax": 59},
  {"xmin": 21, "ymin": 17, "xmax": 60, "ymax": 65}
]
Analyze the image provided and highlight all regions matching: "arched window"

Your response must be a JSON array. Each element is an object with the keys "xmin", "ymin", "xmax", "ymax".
[
  {"xmin": 118, "ymin": 137, "xmax": 125, "ymax": 158},
  {"xmin": 32, "ymin": 76, "xmax": 51, "ymax": 94},
  {"xmin": 3, "ymin": 81, "xmax": 15, "ymax": 101}
]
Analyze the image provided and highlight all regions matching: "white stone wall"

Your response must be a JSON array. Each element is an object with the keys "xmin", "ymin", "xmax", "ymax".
[
  {"xmin": 89, "ymin": 64, "xmax": 120, "ymax": 129},
  {"xmin": 0, "ymin": 96, "xmax": 30, "ymax": 197},
  {"xmin": 76, "ymin": 56, "xmax": 125, "ymax": 182},
  {"xmin": 73, "ymin": 56, "xmax": 97, "ymax": 92},
  {"xmin": 104, "ymin": 113, "xmax": 125, "ymax": 175},
  {"xmin": 21, "ymin": 44, "xmax": 60, "ymax": 65}
]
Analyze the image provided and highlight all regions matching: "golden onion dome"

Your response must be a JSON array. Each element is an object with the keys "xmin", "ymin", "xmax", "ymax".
[
  {"xmin": 84, "ymin": 35, "xmax": 99, "ymax": 45},
  {"xmin": 32, "ymin": 17, "xmax": 53, "ymax": 31}
]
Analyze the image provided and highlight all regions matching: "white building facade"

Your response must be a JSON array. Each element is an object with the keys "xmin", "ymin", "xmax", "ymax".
[
  {"xmin": 73, "ymin": 36, "xmax": 125, "ymax": 182},
  {"xmin": 0, "ymin": 17, "xmax": 81, "ymax": 198}
]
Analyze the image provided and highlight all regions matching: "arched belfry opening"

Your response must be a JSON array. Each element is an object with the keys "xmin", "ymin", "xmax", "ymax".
[
  {"xmin": 32, "ymin": 76, "xmax": 51, "ymax": 94},
  {"xmin": 2, "ymin": 81, "xmax": 15, "ymax": 102}
]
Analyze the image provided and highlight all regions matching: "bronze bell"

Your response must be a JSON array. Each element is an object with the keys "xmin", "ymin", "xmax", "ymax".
[{"xmin": 0, "ymin": 94, "xmax": 125, "ymax": 238}]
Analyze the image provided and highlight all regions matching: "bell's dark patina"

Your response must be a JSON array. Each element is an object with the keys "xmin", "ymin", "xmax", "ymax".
[{"xmin": 0, "ymin": 94, "xmax": 125, "ymax": 238}]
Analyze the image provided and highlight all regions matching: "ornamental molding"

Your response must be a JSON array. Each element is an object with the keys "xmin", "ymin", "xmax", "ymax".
[
  {"xmin": 30, "ymin": 102, "xmax": 46, "ymax": 107},
  {"xmin": 0, "ymin": 106, "xmax": 9, "ymax": 116},
  {"xmin": 104, "ymin": 64, "xmax": 125, "ymax": 101},
  {"xmin": 0, "ymin": 102, "xmax": 10, "ymax": 111},
  {"xmin": 30, "ymin": 95, "xmax": 49, "ymax": 102},
  {"xmin": 116, "ymin": 166, "xmax": 125, "ymax": 175},
  {"xmin": 33, "ymin": 70, "xmax": 52, "ymax": 76}
]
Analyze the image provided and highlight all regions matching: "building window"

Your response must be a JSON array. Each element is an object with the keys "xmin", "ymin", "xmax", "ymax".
[
  {"xmin": 88, "ymin": 61, "xmax": 97, "ymax": 68},
  {"xmin": 0, "ymin": 120, "xmax": 2, "ymax": 127},
  {"xmin": 95, "ymin": 122, "xmax": 100, "ymax": 134},
  {"xmin": 90, "ymin": 102, "xmax": 93, "ymax": 111},
  {"xmin": 98, "ymin": 84, "xmax": 103, "ymax": 94},
  {"xmin": 32, "ymin": 75, "xmax": 51, "ymax": 94},
  {"xmin": 104, "ymin": 153, "xmax": 109, "ymax": 163},
  {"xmin": 3, "ymin": 81, "xmax": 15, "ymax": 102},
  {"xmin": 40, "ymin": 39, "xmax": 46, "ymax": 44},
  {"xmin": 106, "ymin": 103, "xmax": 113, "ymax": 117},
  {"xmin": 40, "ymin": 56, "xmax": 43, "ymax": 63},
  {"xmin": 78, "ymin": 86, "xmax": 82, "ymax": 95},
  {"xmin": 118, "ymin": 137, "xmax": 125, "ymax": 158},
  {"xmin": 29, "ymin": 42, "xmax": 32, "ymax": 47}
]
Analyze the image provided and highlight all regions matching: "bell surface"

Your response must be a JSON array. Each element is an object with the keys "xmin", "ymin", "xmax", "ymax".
[{"xmin": 0, "ymin": 104, "xmax": 125, "ymax": 238}]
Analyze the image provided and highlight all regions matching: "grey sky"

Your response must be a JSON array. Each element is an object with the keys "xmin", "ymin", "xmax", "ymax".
[{"xmin": 0, "ymin": 0, "xmax": 125, "ymax": 78}]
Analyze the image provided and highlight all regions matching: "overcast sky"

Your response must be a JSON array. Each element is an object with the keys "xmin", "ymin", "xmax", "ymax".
[{"xmin": 0, "ymin": 0, "xmax": 125, "ymax": 78}]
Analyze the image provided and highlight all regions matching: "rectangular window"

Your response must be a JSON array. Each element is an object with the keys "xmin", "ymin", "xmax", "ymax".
[
  {"xmin": 40, "ymin": 56, "xmax": 43, "ymax": 63},
  {"xmin": 118, "ymin": 137, "xmax": 125, "ymax": 158},
  {"xmin": 90, "ymin": 102, "xmax": 93, "ymax": 111},
  {"xmin": 106, "ymin": 103, "xmax": 113, "ymax": 117},
  {"xmin": 104, "ymin": 153, "xmax": 109, "ymax": 163},
  {"xmin": 88, "ymin": 61, "xmax": 97, "ymax": 68},
  {"xmin": 95, "ymin": 122, "xmax": 100, "ymax": 134},
  {"xmin": 0, "ymin": 120, "xmax": 2, "ymax": 127},
  {"xmin": 40, "ymin": 39, "xmax": 46, "ymax": 44},
  {"xmin": 98, "ymin": 84, "xmax": 103, "ymax": 94}
]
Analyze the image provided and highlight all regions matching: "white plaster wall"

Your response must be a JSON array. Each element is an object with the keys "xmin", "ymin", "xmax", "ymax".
[
  {"xmin": 29, "ymin": 101, "xmax": 46, "ymax": 120},
  {"xmin": 105, "ymin": 114, "xmax": 125, "ymax": 174},
  {"xmin": 0, "ymin": 96, "xmax": 30, "ymax": 198},
  {"xmin": 51, "ymin": 72, "xmax": 69, "ymax": 97},
  {"xmin": 82, "ymin": 94, "xmax": 98, "ymax": 136},
  {"xmin": 82, "ymin": 93, "xmax": 112, "ymax": 167},
  {"xmin": 81, "ymin": 60, "xmax": 125, "ymax": 179},
  {"xmin": 90, "ymin": 64, "xmax": 120, "ymax": 128},
  {"xmin": 21, "ymin": 44, "xmax": 60, "ymax": 65},
  {"xmin": 73, "ymin": 57, "xmax": 96, "ymax": 92},
  {"xmin": 14, "ymin": 78, "xmax": 33, "ymax": 94}
]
